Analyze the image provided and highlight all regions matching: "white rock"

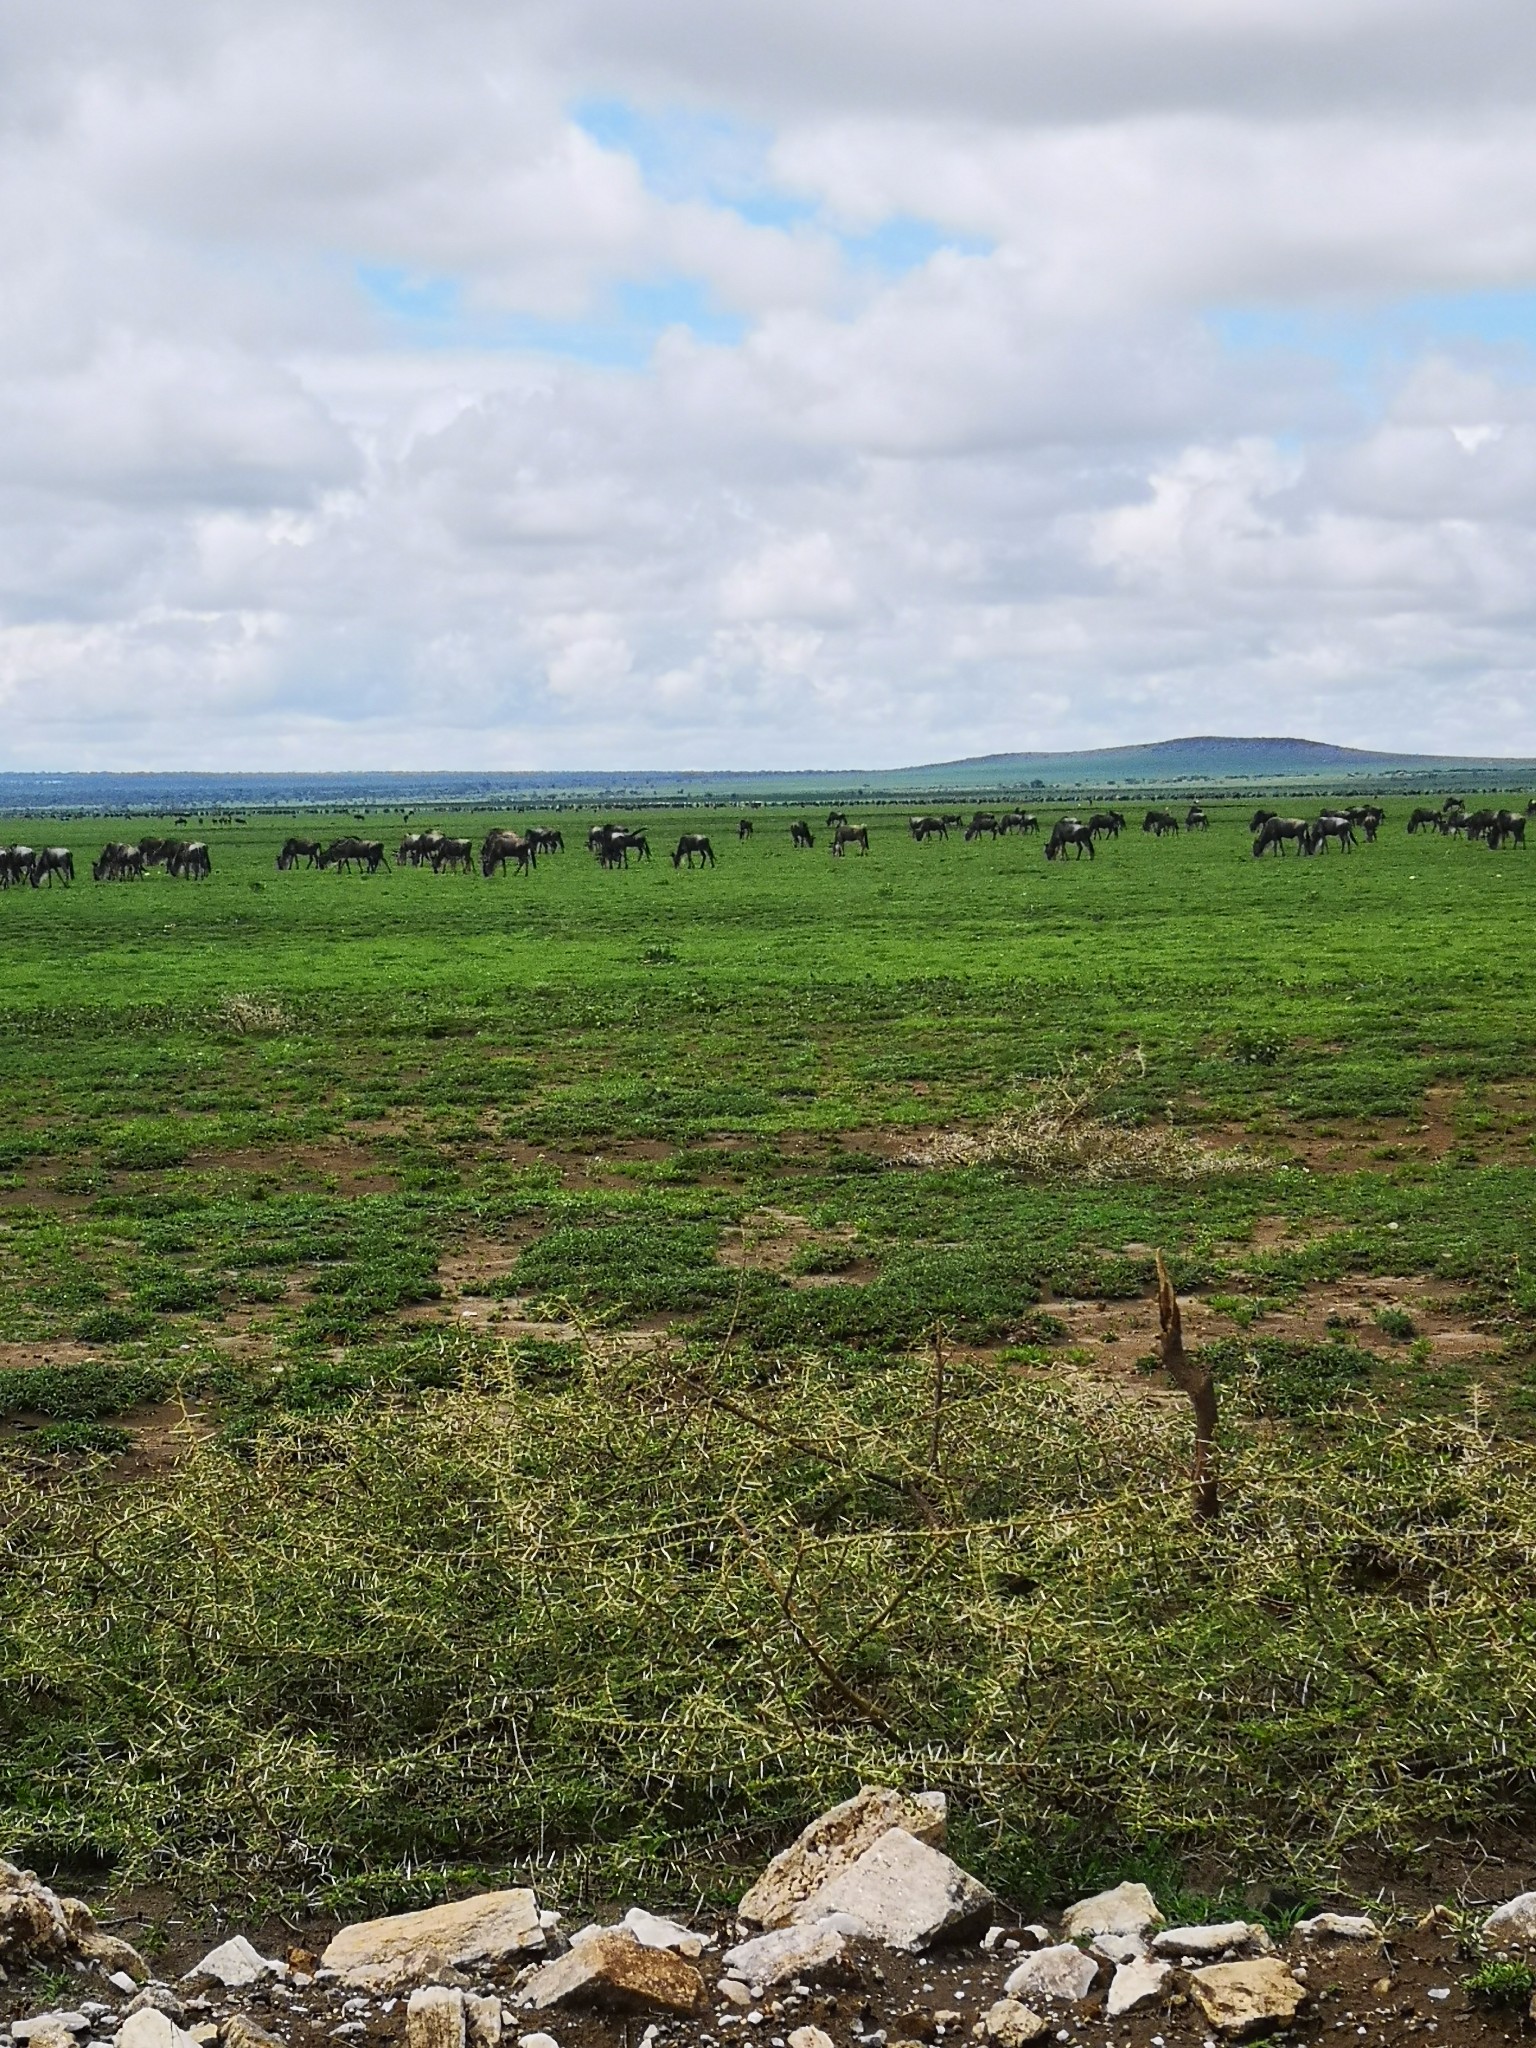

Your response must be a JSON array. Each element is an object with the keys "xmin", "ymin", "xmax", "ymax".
[
  {"xmin": 518, "ymin": 1931, "xmax": 706, "ymax": 2015},
  {"xmin": 717, "ymin": 1979, "xmax": 752, "ymax": 2008},
  {"xmin": 790, "ymin": 1830, "xmax": 994, "ymax": 1953},
  {"xmin": 1187, "ymin": 1959, "xmax": 1308, "ymax": 2037},
  {"xmin": 621, "ymin": 1910, "xmax": 708, "ymax": 1959},
  {"xmin": 1151, "ymin": 1924, "xmax": 1271, "ymax": 1961},
  {"xmin": 983, "ymin": 2000, "xmax": 1049, "ymax": 2048},
  {"xmin": 108, "ymin": 1978, "xmax": 139, "ymax": 1999},
  {"xmin": 322, "ymin": 1894, "xmax": 545, "ymax": 1992},
  {"xmin": 182, "ymin": 1939, "xmax": 279, "ymax": 1991},
  {"xmin": 1060, "ymin": 1885, "xmax": 1162, "ymax": 1944},
  {"xmin": 1481, "ymin": 1895, "xmax": 1536, "ymax": 1947},
  {"xmin": 1293, "ymin": 1914, "xmax": 1380, "ymax": 1944},
  {"xmin": 1106, "ymin": 1960, "xmax": 1172, "ymax": 2018},
  {"xmin": 13, "ymin": 2016, "xmax": 89, "ymax": 2038},
  {"xmin": 1088, "ymin": 1934, "xmax": 1145, "ymax": 1966},
  {"xmin": 739, "ymin": 1789, "xmax": 948, "ymax": 1929},
  {"xmin": 722, "ymin": 1923, "xmax": 849, "ymax": 1990},
  {"xmin": 118, "ymin": 2009, "xmax": 203, "ymax": 2048},
  {"xmin": 1002, "ymin": 1947, "xmax": 1098, "ymax": 2006},
  {"xmin": 517, "ymin": 2034, "xmax": 560, "ymax": 2048},
  {"xmin": 788, "ymin": 2029, "xmax": 835, "ymax": 2048}
]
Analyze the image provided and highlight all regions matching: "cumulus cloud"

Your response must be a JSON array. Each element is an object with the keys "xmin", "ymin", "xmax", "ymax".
[{"xmin": 3, "ymin": 0, "xmax": 1536, "ymax": 765}]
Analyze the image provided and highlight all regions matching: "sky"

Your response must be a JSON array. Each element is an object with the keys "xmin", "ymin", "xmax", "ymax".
[{"xmin": 6, "ymin": 1, "xmax": 1536, "ymax": 769}]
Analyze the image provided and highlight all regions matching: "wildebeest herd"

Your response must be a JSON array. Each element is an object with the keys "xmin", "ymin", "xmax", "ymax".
[{"xmin": 3, "ymin": 796, "xmax": 1530, "ymax": 897}]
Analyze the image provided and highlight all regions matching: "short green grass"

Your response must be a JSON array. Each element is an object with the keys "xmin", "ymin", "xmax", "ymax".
[{"xmin": 2, "ymin": 795, "xmax": 1536, "ymax": 1910}]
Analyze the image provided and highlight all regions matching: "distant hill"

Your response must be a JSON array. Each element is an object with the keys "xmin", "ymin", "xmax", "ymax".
[{"xmin": 890, "ymin": 734, "xmax": 1536, "ymax": 788}]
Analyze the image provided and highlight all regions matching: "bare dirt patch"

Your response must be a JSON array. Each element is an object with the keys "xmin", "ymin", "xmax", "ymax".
[
  {"xmin": 718, "ymin": 1204, "xmax": 867, "ymax": 1286},
  {"xmin": 198, "ymin": 1142, "xmax": 402, "ymax": 1195}
]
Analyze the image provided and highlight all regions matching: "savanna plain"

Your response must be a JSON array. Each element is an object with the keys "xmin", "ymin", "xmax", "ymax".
[{"xmin": 5, "ymin": 798, "xmax": 1536, "ymax": 1937}]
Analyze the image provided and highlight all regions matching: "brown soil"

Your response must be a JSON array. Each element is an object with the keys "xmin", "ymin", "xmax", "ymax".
[
  {"xmin": 1229, "ymin": 1081, "xmax": 1536, "ymax": 1173},
  {"xmin": 719, "ymin": 1206, "xmax": 867, "ymax": 1287}
]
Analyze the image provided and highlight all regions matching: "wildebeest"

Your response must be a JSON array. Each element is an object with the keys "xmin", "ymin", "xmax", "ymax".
[
  {"xmin": 909, "ymin": 815, "xmax": 948, "ymax": 840},
  {"xmin": 673, "ymin": 833, "xmax": 716, "ymax": 868},
  {"xmin": 93, "ymin": 842, "xmax": 144, "ymax": 881},
  {"xmin": 481, "ymin": 829, "xmax": 536, "ymax": 878},
  {"xmin": 167, "ymin": 841, "xmax": 211, "ymax": 879},
  {"xmin": 590, "ymin": 825, "xmax": 650, "ymax": 868},
  {"xmin": 1087, "ymin": 811, "xmax": 1123, "ymax": 839},
  {"xmin": 1185, "ymin": 805, "xmax": 1209, "ymax": 831},
  {"xmin": 138, "ymin": 837, "xmax": 175, "ymax": 868},
  {"xmin": 1407, "ymin": 807, "xmax": 1442, "ymax": 834},
  {"xmin": 1346, "ymin": 805, "xmax": 1384, "ymax": 842},
  {"xmin": 790, "ymin": 820, "xmax": 815, "ymax": 850},
  {"xmin": 998, "ymin": 810, "xmax": 1039, "ymax": 834},
  {"xmin": 0, "ymin": 846, "xmax": 35, "ymax": 887},
  {"xmin": 30, "ymin": 847, "xmax": 74, "ymax": 887},
  {"xmin": 1250, "ymin": 809, "xmax": 1277, "ymax": 833},
  {"xmin": 1044, "ymin": 819, "xmax": 1095, "ymax": 860},
  {"xmin": 827, "ymin": 811, "xmax": 848, "ymax": 827},
  {"xmin": 1307, "ymin": 815, "xmax": 1356, "ymax": 854},
  {"xmin": 429, "ymin": 836, "xmax": 474, "ymax": 873},
  {"xmin": 831, "ymin": 824, "xmax": 869, "ymax": 856},
  {"xmin": 276, "ymin": 837, "xmax": 322, "ymax": 870},
  {"xmin": 964, "ymin": 811, "xmax": 999, "ymax": 841},
  {"xmin": 1461, "ymin": 808, "xmax": 1500, "ymax": 842},
  {"xmin": 526, "ymin": 827, "xmax": 564, "ymax": 855},
  {"xmin": 1252, "ymin": 817, "xmax": 1309, "ymax": 856},
  {"xmin": 1143, "ymin": 807, "xmax": 1180, "ymax": 836},
  {"xmin": 319, "ymin": 837, "xmax": 388, "ymax": 874},
  {"xmin": 941, "ymin": 813, "xmax": 964, "ymax": 829},
  {"xmin": 738, "ymin": 819, "xmax": 754, "ymax": 841},
  {"xmin": 1485, "ymin": 810, "xmax": 1527, "ymax": 850}
]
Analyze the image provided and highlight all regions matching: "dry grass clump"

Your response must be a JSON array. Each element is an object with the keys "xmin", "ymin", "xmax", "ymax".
[
  {"xmin": 912, "ymin": 1051, "xmax": 1245, "ymax": 1182},
  {"xmin": 213, "ymin": 992, "xmax": 294, "ymax": 1037}
]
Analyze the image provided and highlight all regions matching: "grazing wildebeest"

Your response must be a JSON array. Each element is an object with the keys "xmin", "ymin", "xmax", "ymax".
[
  {"xmin": 673, "ymin": 833, "xmax": 716, "ymax": 868},
  {"xmin": 1, "ymin": 846, "xmax": 35, "ymax": 888},
  {"xmin": 167, "ymin": 841, "xmax": 211, "ymax": 879},
  {"xmin": 1185, "ymin": 805, "xmax": 1209, "ymax": 831},
  {"xmin": 831, "ymin": 824, "xmax": 869, "ymax": 856},
  {"xmin": 591, "ymin": 825, "xmax": 650, "ymax": 868},
  {"xmin": 30, "ymin": 847, "xmax": 74, "ymax": 887},
  {"xmin": 1045, "ymin": 819, "xmax": 1095, "ymax": 860},
  {"xmin": 1407, "ymin": 807, "xmax": 1442, "ymax": 834},
  {"xmin": 1346, "ymin": 805, "xmax": 1384, "ymax": 841},
  {"xmin": 1250, "ymin": 809, "xmax": 1277, "ymax": 833},
  {"xmin": 964, "ymin": 811, "xmax": 1000, "ymax": 841},
  {"xmin": 1307, "ymin": 814, "xmax": 1356, "ymax": 854},
  {"xmin": 941, "ymin": 813, "xmax": 964, "ymax": 829},
  {"xmin": 429, "ymin": 836, "xmax": 474, "ymax": 873},
  {"xmin": 999, "ymin": 810, "xmax": 1040, "ymax": 835},
  {"xmin": 909, "ymin": 815, "xmax": 948, "ymax": 841},
  {"xmin": 1486, "ymin": 811, "xmax": 1527, "ymax": 850},
  {"xmin": 1142, "ymin": 807, "xmax": 1180, "ymax": 836},
  {"xmin": 93, "ymin": 842, "xmax": 144, "ymax": 881},
  {"xmin": 481, "ymin": 829, "xmax": 536, "ymax": 878},
  {"xmin": 276, "ymin": 837, "xmax": 322, "ymax": 870},
  {"xmin": 527, "ymin": 827, "xmax": 564, "ymax": 855},
  {"xmin": 319, "ymin": 837, "xmax": 387, "ymax": 874},
  {"xmin": 827, "ymin": 811, "xmax": 848, "ymax": 828},
  {"xmin": 790, "ymin": 820, "xmax": 815, "ymax": 849},
  {"xmin": 1252, "ymin": 817, "xmax": 1309, "ymax": 856},
  {"xmin": 1087, "ymin": 811, "xmax": 1123, "ymax": 840},
  {"xmin": 1527, "ymin": 797, "xmax": 1536, "ymax": 816},
  {"xmin": 1461, "ymin": 808, "xmax": 1500, "ymax": 842},
  {"xmin": 138, "ymin": 837, "xmax": 174, "ymax": 868},
  {"xmin": 738, "ymin": 818, "xmax": 754, "ymax": 840}
]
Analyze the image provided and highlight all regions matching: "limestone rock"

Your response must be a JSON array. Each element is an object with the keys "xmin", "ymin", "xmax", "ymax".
[
  {"xmin": 517, "ymin": 2034, "xmax": 559, "ymax": 2048},
  {"xmin": 78, "ymin": 1932, "xmax": 151, "ymax": 1984},
  {"xmin": 620, "ymin": 1909, "xmax": 707, "ymax": 1959},
  {"xmin": 183, "ymin": 1938, "xmax": 280, "ymax": 1990},
  {"xmin": 790, "ymin": 1829, "xmax": 994, "ymax": 1952},
  {"xmin": 1482, "ymin": 1895, "xmax": 1536, "ymax": 1947},
  {"xmin": 18, "ymin": 2027, "xmax": 79, "ymax": 2048},
  {"xmin": 518, "ymin": 1930, "xmax": 707, "ymax": 2016},
  {"xmin": 322, "ymin": 1892, "xmax": 545, "ymax": 1992},
  {"xmin": 722, "ymin": 1921, "xmax": 851, "ymax": 1990},
  {"xmin": 123, "ymin": 1988, "xmax": 188, "ymax": 2024},
  {"xmin": 407, "ymin": 1986, "xmax": 468, "ymax": 2048},
  {"xmin": 13, "ymin": 2015, "xmax": 89, "ymax": 2039},
  {"xmin": 983, "ymin": 1999, "xmax": 1050, "ymax": 2047},
  {"xmin": 118, "ymin": 2007, "xmax": 205, "ymax": 2048},
  {"xmin": 1106, "ymin": 1960, "xmax": 1172, "ymax": 2018},
  {"xmin": 0, "ymin": 1862, "xmax": 72, "ymax": 1966},
  {"xmin": 1188, "ymin": 1958, "xmax": 1308, "ymax": 2037},
  {"xmin": 1002, "ymin": 1946, "xmax": 1099, "ymax": 2006},
  {"xmin": 1293, "ymin": 1913, "xmax": 1380, "ymax": 1944},
  {"xmin": 1060, "ymin": 1884, "xmax": 1162, "ymax": 1944},
  {"xmin": 1089, "ymin": 1934, "xmax": 1146, "ymax": 1967},
  {"xmin": 464, "ymin": 1996, "xmax": 501, "ymax": 2048},
  {"xmin": 788, "ymin": 2029, "xmax": 836, "ymax": 2048},
  {"xmin": 1152, "ymin": 1923, "xmax": 1272, "ymax": 1960},
  {"xmin": 738, "ymin": 1788, "xmax": 947, "ymax": 1929},
  {"xmin": 219, "ymin": 2017, "xmax": 285, "ymax": 2048}
]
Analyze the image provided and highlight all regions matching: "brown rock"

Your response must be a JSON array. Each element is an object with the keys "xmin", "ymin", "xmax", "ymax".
[
  {"xmin": 1188, "ymin": 1958, "xmax": 1308, "ymax": 2037},
  {"xmin": 519, "ymin": 1930, "xmax": 707, "ymax": 2016},
  {"xmin": 739, "ymin": 1788, "xmax": 947, "ymax": 1929},
  {"xmin": 407, "ymin": 1986, "xmax": 467, "ymax": 2048},
  {"xmin": 220, "ymin": 2018, "xmax": 285, "ymax": 2048},
  {"xmin": 0, "ymin": 1863, "xmax": 71, "ymax": 1966},
  {"xmin": 79, "ymin": 1931, "xmax": 151, "ymax": 1982}
]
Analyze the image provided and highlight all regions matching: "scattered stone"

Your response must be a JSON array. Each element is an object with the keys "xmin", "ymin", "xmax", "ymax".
[
  {"xmin": 1293, "ymin": 1914, "xmax": 1381, "ymax": 1944},
  {"xmin": 1151, "ymin": 1924, "xmax": 1272, "ymax": 1961},
  {"xmin": 739, "ymin": 1789, "xmax": 948, "ymax": 1929},
  {"xmin": 323, "ymin": 1894, "xmax": 545, "ymax": 1992},
  {"xmin": 1060, "ymin": 1885, "xmax": 1162, "ymax": 1945},
  {"xmin": 1482, "ymin": 1895, "xmax": 1536, "ymax": 1947},
  {"xmin": 464, "ymin": 1997, "xmax": 501, "ymax": 2048},
  {"xmin": 1187, "ymin": 1959, "xmax": 1308, "ymax": 2037},
  {"xmin": 1002, "ymin": 1947, "xmax": 1098, "ymax": 2007},
  {"xmin": 718, "ymin": 1980, "xmax": 753, "ymax": 2008},
  {"xmin": 1088, "ymin": 1935, "xmax": 1145, "ymax": 1967},
  {"xmin": 790, "ymin": 1830, "xmax": 994, "ymax": 1953},
  {"xmin": 407, "ymin": 1987, "xmax": 468, "ymax": 2048},
  {"xmin": 188, "ymin": 2026, "xmax": 218, "ymax": 2046},
  {"xmin": 118, "ymin": 2009, "xmax": 204, "ymax": 2048},
  {"xmin": 16, "ymin": 2028, "xmax": 78, "ymax": 2048},
  {"xmin": 788, "ymin": 2029, "xmax": 835, "ymax": 2048},
  {"xmin": 123, "ymin": 1989, "xmax": 188, "ymax": 2025},
  {"xmin": 108, "ymin": 1976, "xmax": 140, "ymax": 1999},
  {"xmin": 982, "ymin": 2000, "xmax": 1049, "ymax": 2048},
  {"xmin": 519, "ymin": 1930, "xmax": 707, "ymax": 2016},
  {"xmin": 219, "ymin": 2017, "xmax": 284, "ymax": 2048},
  {"xmin": 1106, "ymin": 1961, "xmax": 1172, "ymax": 2019},
  {"xmin": 0, "ymin": 1864, "xmax": 148, "ymax": 1982},
  {"xmin": 621, "ymin": 1910, "xmax": 708, "ymax": 1959},
  {"xmin": 518, "ymin": 2035, "xmax": 559, "ymax": 2048},
  {"xmin": 183, "ymin": 1939, "xmax": 281, "ymax": 1991},
  {"xmin": 723, "ymin": 1923, "xmax": 851, "ymax": 1990},
  {"xmin": 13, "ymin": 2015, "xmax": 89, "ymax": 2039}
]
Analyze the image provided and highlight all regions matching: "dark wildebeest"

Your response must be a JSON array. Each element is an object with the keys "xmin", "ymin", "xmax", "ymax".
[
  {"xmin": 1252, "ymin": 817, "xmax": 1309, "ymax": 856},
  {"xmin": 481, "ymin": 829, "xmax": 536, "ymax": 878},
  {"xmin": 138, "ymin": 837, "xmax": 174, "ymax": 868},
  {"xmin": 1461, "ymin": 808, "xmax": 1500, "ymax": 842},
  {"xmin": 168, "ymin": 841, "xmax": 211, "ymax": 879},
  {"xmin": 399, "ymin": 830, "xmax": 446, "ymax": 867},
  {"xmin": 429, "ymin": 836, "xmax": 474, "ymax": 873},
  {"xmin": 276, "ymin": 837, "xmax": 322, "ymax": 870},
  {"xmin": 30, "ymin": 847, "xmax": 74, "ymax": 887},
  {"xmin": 964, "ymin": 811, "xmax": 1000, "ymax": 841},
  {"xmin": 1143, "ymin": 808, "xmax": 1180, "ymax": 836},
  {"xmin": 319, "ymin": 837, "xmax": 387, "ymax": 874},
  {"xmin": 527, "ymin": 827, "xmax": 564, "ymax": 855},
  {"xmin": 738, "ymin": 819, "xmax": 754, "ymax": 840},
  {"xmin": 591, "ymin": 825, "xmax": 650, "ymax": 867},
  {"xmin": 831, "ymin": 824, "xmax": 869, "ymax": 857},
  {"xmin": 1307, "ymin": 815, "xmax": 1356, "ymax": 854},
  {"xmin": 1185, "ymin": 805, "xmax": 1209, "ymax": 831},
  {"xmin": 1407, "ymin": 807, "xmax": 1442, "ymax": 834},
  {"xmin": 673, "ymin": 834, "xmax": 716, "ymax": 869},
  {"xmin": 1347, "ymin": 805, "xmax": 1383, "ymax": 842},
  {"xmin": 909, "ymin": 815, "xmax": 948, "ymax": 841},
  {"xmin": 1045, "ymin": 819, "xmax": 1095, "ymax": 860},
  {"xmin": 941, "ymin": 813, "xmax": 964, "ymax": 829},
  {"xmin": 93, "ymin": 842, "xmax": 144, "ymax": 882},
  {"xmin": 1087, "ymin": 811, "xmax": 1123, "ymax": 840},
  {"xmin": 1250, "ymin": 809, "xmax": 1277, "ymax": 833},
  {"xmin": 1486, "ymin": 811, "xmax": 1527, "ymax": 850},
  {"xmin": 1, "ymin": 846, "xmax": 35, "ymax": 888},
  {"xmin": 790, "ymin": 820, "xmax": 815, "ymax": 850},
  {"xmin": 999, "ymin": 810, "xmax": 1039, "ymax": 835},
  {"xmin": 827, "ymin": 811, "xmax": 848, "ymax": 828}
]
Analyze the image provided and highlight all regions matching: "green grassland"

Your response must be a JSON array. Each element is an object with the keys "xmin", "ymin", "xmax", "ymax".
[{"xmin": 4, "ymin": 798, "xmax": 1536, "ymax": 1916}]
